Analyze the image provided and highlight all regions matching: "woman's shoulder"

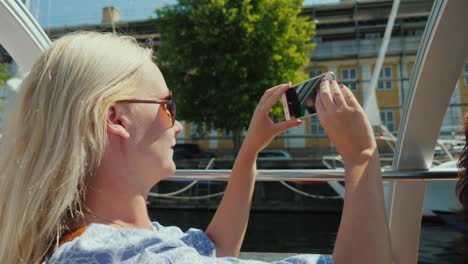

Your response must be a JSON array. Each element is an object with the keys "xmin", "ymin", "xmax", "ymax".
[
  {"xmin": 44, "ymin": 221, "xmax": 217, "ymax": 263},
  {"xmin": 44, "ymin": 222, "xmax": 332, "ymax": 264}
]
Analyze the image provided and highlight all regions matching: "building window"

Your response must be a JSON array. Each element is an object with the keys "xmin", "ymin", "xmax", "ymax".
[
  {"xmin": 341, "ymin": 68, "xmax": 357, "ymax": 90},
  {"xmin": 404, "ymin": 29, "xmax": 424, "ymax": 37},
  {"xmin": 365, "ymin": 32, "xmax": 381, "ymax": 39},
  {"xmin": 378, "ymin": 66, "xmax": 392, "ymax": 90},
  {"xmin": 311, "ymin": 36, "xmax": 322, "ymax": 44},
  {"xmin": 310, "ymin": 115, "xmax": 325, "ymax": 136},
  {"xmin": 464, "ymin": 62, "xmax": 468, "ymax": 86},
  {"xmin": 224, "ymin": 128, "xmax": 233, "ymax": 137},
  {"xmin": 308, "ymin": 69, "xmax": 323, "ymax": 79},
  {"xmin": 380, "ymin": 111, "xmax": 395, "ymax": 132},
  {"xmin": 190, "ymin": 122, "xmax": 204, "ymax": 138},
  {"xmin": 408, "ymin": 62, "xmax": 415, "ymax": 76}
]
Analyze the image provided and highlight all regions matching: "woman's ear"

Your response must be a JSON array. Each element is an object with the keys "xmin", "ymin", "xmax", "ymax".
[{"xmin": 107, "ymin": 105, "xmax": 130, "ymax": 139}]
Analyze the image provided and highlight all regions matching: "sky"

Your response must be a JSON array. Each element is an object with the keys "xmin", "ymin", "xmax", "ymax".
[{"xmin": 32, "ymin": 0, "xmax": 341, "ymax": 29}]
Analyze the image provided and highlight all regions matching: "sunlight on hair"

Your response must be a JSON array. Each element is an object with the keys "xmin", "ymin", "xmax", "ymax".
[{"xmin": 0, "ymin": 31, "xmax": 152, "ymax": 264}]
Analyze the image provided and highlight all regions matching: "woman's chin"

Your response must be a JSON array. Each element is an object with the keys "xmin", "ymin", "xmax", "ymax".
[
  {"xmin": 169, "ymin": 161, "xmax": 177, "ymax": 175},
  {"xmin": 163, "ymin": 160, "xmax": 177, "ymax": 177},
  {"xmin": 149, "ymin": 164, "xmax": 176, "ymax": 187}
]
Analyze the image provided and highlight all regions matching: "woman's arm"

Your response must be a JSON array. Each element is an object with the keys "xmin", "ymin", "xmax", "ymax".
[
  {"xmin": 315, "ymin": 78, "xmax": 394, "ymax": 264},
  {"xmin": 205, "ymin": 83, "xmax": 301, "ymax": 257}
]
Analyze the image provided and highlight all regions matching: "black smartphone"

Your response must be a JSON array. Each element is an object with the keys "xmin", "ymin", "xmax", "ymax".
[{"xmin": 282, "ymin": 72, "xmax": 335, "ymax": 120}]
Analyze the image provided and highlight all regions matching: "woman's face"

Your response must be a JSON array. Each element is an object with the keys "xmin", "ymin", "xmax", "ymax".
[{"xmin": 126, "ymin": 60, "xmax": 182, "ymax": 184}]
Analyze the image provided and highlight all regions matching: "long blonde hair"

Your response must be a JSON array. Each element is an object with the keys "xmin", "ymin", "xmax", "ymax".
[{"xmin": 0, "ymin": 32, "xmax": 152, "ymax": 264}]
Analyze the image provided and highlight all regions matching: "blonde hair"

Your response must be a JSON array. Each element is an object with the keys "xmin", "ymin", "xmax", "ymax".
[{"xmin": 0, "ymin": 32, "xmax": 152, "ymax": 264}]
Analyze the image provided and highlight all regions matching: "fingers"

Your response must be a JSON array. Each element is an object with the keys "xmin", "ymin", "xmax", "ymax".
[
  {"xmin": 273, "ymin": 119, "xmax": 302, "ymax": 134},
  {"xmin": 262, "ymin": 83, "xmax": 290, "ymax": 110},
  {"xmin": 318, "ymin": 78, "xmax": 334, "ymax": 109},
  {"xmin": 318, "ymin": 78, "xmax": 352, "ymax": 112},
  {"xmin": 330, "ymin": 80, "xmax": 347, "ymax": 107},
  {"xmin": 339, "ymin": 84, "xmax": 360, "ymax": 108},
  {"xmin": 259, "ymin": 83, "xmax": 289, "ymax": 105},
  {"xmin": 315, "ymin": 91, "xmax": 325, "ymax": 114}
]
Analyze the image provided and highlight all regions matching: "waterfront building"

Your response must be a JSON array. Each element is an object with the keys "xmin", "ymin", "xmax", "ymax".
[
  {"xmin": 1, "ymin": 0, "xmax": 466, "ymax": 158},
  {"xmin": 298, "ymin": 0, "xmax": 465, "ymax": 158},
  {"xmin": 175, "ymin": 0, "xmax": 467, "ymax": 158},
  {"xmin": 186, "ymin": 0, "xmax": 466, "ymax": 158}
]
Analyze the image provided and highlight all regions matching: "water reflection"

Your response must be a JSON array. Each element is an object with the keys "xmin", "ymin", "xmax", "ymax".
[
  {"xmin": 149, "ymin": 208, "xmax": 462, "ymax": 263},
  {"xmin": 418, "ymin": 224, "xmax": 463, "ymax": 264}
]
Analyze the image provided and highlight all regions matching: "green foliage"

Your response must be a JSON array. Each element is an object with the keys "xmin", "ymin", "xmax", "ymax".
[
  {"xmin": 154, "ymin": 0, "xmax": 316, "ymax": 133},
  {"xmin": 0, "ymin": 64, "xmax": 8, "ymax": 112},
  {"xmin": 0, "ymin": 64, "xmax": 7, "ymax": 86}
]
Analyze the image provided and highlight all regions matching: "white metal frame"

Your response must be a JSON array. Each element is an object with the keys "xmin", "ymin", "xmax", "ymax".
[
  {"xmin": 0, "ymin": 0, "xmax": 50, "ymax": 72},
  {"xmin": 1, "ymin": 0, "xmax": 468, "ymax": 263},
  {"xmin": 389, "ymin": 0, "xmax": 468, "ymax": 263}
]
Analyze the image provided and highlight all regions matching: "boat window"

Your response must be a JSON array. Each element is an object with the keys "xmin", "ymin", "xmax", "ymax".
[{"xmin": 1, "ymin": 0, "xmax": 467, "ymax": 262}]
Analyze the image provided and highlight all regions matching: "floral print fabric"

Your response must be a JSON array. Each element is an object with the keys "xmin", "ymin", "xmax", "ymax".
[{"xmin": 45, "ymin": 221, "xmax": 332, "ymax": 264}]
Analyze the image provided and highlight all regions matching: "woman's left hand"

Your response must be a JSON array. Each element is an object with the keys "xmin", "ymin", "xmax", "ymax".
[
  {"xmin": 207, "ymin": 84, "xmax": 300, "ymax": 257},
  {"xmin": 242, "ymin": 83, "xmax": 302, "ymax": 155}
]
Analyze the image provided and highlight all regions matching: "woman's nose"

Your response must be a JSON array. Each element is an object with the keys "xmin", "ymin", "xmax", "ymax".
[{"xmin": 174, "ymin": 120, "xmax": 183, "ymax": 135}]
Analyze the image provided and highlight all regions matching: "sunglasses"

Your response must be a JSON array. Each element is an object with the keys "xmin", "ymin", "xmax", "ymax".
[{"xmin": 118, "ymin": 94, "xmax": 176, "ymax": 127}]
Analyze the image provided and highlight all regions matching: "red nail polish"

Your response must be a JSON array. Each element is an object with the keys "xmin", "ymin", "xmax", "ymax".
[
  {"xmin": 339, "ymin": 84, "xmax": 344, "ymax": 89},
  {"xmin": 321, "ymin": 78, "xmax": 328, "ymax": 82},
  {"xmin": 295, "ymin": 120, "xmax": 303, "ymax": 126},
  {"xmin": 329, "ymin": 80, "xmax": 333, "ymax": 84}
]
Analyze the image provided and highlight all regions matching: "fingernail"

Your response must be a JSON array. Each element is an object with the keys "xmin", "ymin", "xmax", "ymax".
[
  {"xmin": 339, "ymin": 84, "xmax": 344, "ymax": 89},
  {"xmin": 329, "ymin": 80, "xmax": 334, "ymax": 85},
  {"xmin": 295, "ymin": 120, "xmax": 303, "ymax": 126},
  {"xmin": 321, "ymin": 78, "xmax": 328, "ymax": 82}
]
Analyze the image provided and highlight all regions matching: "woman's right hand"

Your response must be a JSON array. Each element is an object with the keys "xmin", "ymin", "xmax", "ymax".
[
  {"xmin": 315, "ymin": 78, "xmax": 377, "ymax": 165},
  {"xmin": 242, "ymin": 83, "xmax": 301, "ymax": 156}
]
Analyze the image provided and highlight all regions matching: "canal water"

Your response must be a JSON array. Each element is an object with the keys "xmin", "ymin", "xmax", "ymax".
[{"xmin": 149, "ymin": 208, "xmax": 464, "ymax": 263}]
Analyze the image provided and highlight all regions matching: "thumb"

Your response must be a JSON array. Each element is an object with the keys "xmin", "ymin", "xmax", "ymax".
[{"xmin": 274, "ymin": 119, "xmax": 302, "ymax": 134}]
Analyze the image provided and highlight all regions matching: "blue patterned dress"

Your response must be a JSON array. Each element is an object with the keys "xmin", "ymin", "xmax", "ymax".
[{"xmin": 45, "ymin": 222, "xmax": 333, "ymax": 264}]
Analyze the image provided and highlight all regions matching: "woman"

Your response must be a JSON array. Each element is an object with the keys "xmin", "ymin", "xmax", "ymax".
[{"xmin": 0, "ymin": 32, "xmax": 394, "ymax": 264}]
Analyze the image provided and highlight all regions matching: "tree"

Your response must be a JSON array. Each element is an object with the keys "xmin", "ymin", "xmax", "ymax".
[
  {"xmin": 0, "ymin": 64, "xmax": 7, "ymax": 86},
  {"xmin": 0, "ymin": 64, "xmax": 8, "ymax": 113},
  {"xmin": 154, "ymin": 0, "xmax": 316, "ymax": 151}
]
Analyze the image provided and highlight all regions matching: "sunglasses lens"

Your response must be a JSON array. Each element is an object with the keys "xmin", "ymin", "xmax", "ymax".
[
  {"xmin": 167, "ymin": 96, "xmax": 175, "ymax": 127},
  {"xmin": 171, "ymin": 100, "xmax": 176, "ymax": 126}
]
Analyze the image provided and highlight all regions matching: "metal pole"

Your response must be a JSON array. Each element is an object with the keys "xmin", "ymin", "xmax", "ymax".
[
  {"xmin": 364, "ymin": 0, "xmax": 401, "ymax": 126},
  {"xmin": 166, "ymin": 168, "xmax": 459, "ymax": 182}
]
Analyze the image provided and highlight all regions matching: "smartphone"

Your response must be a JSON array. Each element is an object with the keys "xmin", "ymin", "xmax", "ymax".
[{"xmin": 282, "ymin": 72, "xmax": 335, "ymax": 120}]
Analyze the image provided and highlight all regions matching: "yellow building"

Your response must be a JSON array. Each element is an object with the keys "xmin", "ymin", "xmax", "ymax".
[
  {"xmin": 36, "ymin": 1, "xmax": 466, "ymax": 156},
  {"xmin": 179, "ymin": 0, "xmax": 468, "ymax": 156}
]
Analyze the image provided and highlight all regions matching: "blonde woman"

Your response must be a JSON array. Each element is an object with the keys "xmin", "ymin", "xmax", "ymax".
[{"xmin": 0, "ymin": 32, "xmax": 394, "ymax": 264}]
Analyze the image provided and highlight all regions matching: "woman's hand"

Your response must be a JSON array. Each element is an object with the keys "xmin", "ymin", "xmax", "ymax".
[
  {"xmin": 242, "ymin": 83, "xmax": 302, "ymax": 155},
  {"xmin": 318, "ymin": 79, "xmax": 394, "ymax": 264},
  {"xmin": 206, "ymin": 83, "xmax": 301, "ymax": 257},
  {"xmin": 315, "ymin": 78, "xmax": 377, "ymax": 164}
]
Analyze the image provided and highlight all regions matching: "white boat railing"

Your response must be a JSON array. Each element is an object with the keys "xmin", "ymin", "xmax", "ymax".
[{"xmin": 167, "ymin": 168, "xmax": 459, "ymax": 182}]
